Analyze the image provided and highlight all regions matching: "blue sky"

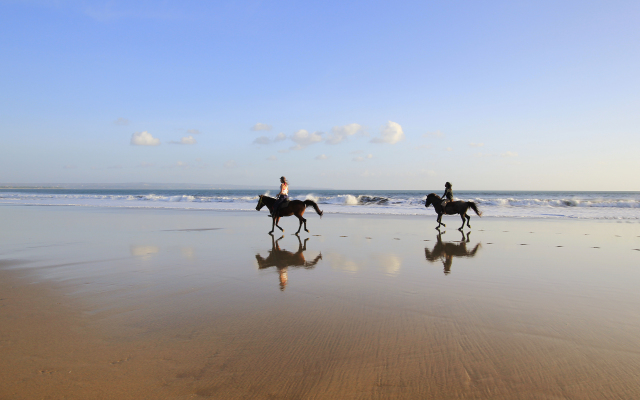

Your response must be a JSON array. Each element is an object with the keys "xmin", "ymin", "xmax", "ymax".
[{"xmin": 1, "ymin": 0, "xmax": 639, "ymax": 190}]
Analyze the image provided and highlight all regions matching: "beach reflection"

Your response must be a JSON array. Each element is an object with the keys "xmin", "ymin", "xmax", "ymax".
[
  {"xmin": 424, "ymin": 231, "xmax": 481, "ymax": 275},
  {"xmin": 129, "ymin": 245, "xmax": 159, "ymax": 259},
  {"xmin": 255, "ymin": 235, "xmax": 322, "ymax": 291}
]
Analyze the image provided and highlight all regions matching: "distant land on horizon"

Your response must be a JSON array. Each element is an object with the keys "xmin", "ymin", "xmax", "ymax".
[
  {"xmin": 0, "ymin": 182, "xmax": 332, "ymax": 191},
  {"xmin": 0, "ymin": 184, "xmax": 637, "ymax": 193}
]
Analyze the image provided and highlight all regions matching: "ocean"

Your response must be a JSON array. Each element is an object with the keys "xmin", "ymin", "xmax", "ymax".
[{"xmin": 2, "ymin": 189, "xmax": 639, "ymax": 221}]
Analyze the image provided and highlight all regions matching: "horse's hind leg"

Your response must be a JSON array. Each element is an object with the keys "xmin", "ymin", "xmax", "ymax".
[
  {"xmin": 303, "ymin": 217, "xmax": 308, "ymax": 232},
  {"xmin": 466, "ymin": 214, "xmax": 471, "ymax": 228},
  {"xmin": 459, "ymin": 214, "xmax": 466, "ymax": 231}
]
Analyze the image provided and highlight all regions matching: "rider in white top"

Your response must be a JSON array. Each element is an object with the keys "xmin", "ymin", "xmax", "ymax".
[{"xmin": 269, "ymin": 176, "xmax": 289, "ymax": 217}]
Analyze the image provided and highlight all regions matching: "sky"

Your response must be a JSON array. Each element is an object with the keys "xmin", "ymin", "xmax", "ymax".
[{"xmin": 1, "ymin": 0, "xmax": 639, "ymax": 190}]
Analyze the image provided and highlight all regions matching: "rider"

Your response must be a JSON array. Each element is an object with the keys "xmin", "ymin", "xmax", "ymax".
[
  {"xmin": 441, "ymin": 182, "xmax": 453, "ymax": 211},
  {"xmin": 269, "ymin": 176, "xmax": 289, "ymax": 218}
]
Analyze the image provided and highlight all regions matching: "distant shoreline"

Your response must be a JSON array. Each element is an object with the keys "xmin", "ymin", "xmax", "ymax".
[{"xmin": 1, "ymin": 186, "xmax": 638, "ymax": 193}]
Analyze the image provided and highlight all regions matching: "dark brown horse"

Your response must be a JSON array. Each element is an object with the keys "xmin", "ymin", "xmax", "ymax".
[
  {"xmin": 425, "ymin": 193, "xmax": 482, "ymax": 230},
  {"xmin": 255, "ymin": 234, "xmax": 322, "ymax": 291},
  {"xmin": 424, "ymin": 231, "xmax": 481, "ymax": 275},
  {"xmin": 255, "ymin": 195, "xmax": 323, "ymax": 234}
]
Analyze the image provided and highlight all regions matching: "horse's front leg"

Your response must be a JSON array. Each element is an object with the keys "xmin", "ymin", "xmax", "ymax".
[
  {"xmin": 437, "ymin": 213, "xmax": 446, "ymax": 229},
  {"xmin": 275, "ymin": 216, "xmax": 284, "ymax": 232},
  {"xmin": 269, "ymin": 217, "xmax": 275, "ymax": 234},
  {"xmin": 459, "ymin": 214, "xmax": 465, "ymax": 231}
]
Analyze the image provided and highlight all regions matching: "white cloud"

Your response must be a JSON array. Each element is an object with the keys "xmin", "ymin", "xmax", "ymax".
[
  {"xmin": 63, "ymin": 164, "xmax": 77, "ymax": 169},
  {"xmin": 170, "ymin": 136, "xmax": 197, "ymax": 145},
  {"xmin": 445, "ymin": 147, "xmax": 453, "ymax": 151},
  {"xmin": 326, "ymin": 123, "xmax": 363, "ymax": 145},
  {"xmin": 251, "ymin": 123, "xmax": 272, "ymax": 131},
  {"xmin": 502, "ymin": 151, "xmax": 518, "ymax": 157},
  {"xmin": 423, "ymin": 130, "xmax": 444, "ymax": 137},
  {"xmin": 371, "ymin": 121, "xmax": 404, "ymax": 144},
  {"xmin": 277, "ymin": 149, "xmax": 290, "ymax": 154},
  {"xmin": 415, "ymin": 144, "xmax": 431, "ymax": 149},
  {"xmin": 255, "ymin": 132, "xmax": 286, "ymax": 145},
  {"xmin": 114, "ymin": 117, "xmax": 130, "ymax": 126},
  {"xmin": 224, "ymin": 160, "xmax": 237, "ymax": 168},
  {"xmin": 187, "ymin": 129, "xmax": 201, "ymax": 134},
  {"xmin": 175, "ymin": 161, "xmax": 188, "ymax": 168},
  {"xmin": 351, "ymin": 150, "xmax": 364, "ymax": 154},
  {"xmin": 315, "ymin": 154, "xmax": 328, "ymax": 160},
  {"xmin": 253, "ymin": 136, "xmax": 271, "ymax": 145},
  {"xmin": 469, "ymin": 142, "xmax": 484, "ymax": 147},
  {"xmin": 137, "ymin": 162, "xmax": 154, "ymax": 168},
  {"xmin": 353, "ymin": 154, "xmax": 372, "ymax": 162},
  {"xmin": 267, "ymin": 156, "xmax": 277, "ymax": 161},
  {"xmin": 291, "ymin": 129, "xmax": 324, "ymax": 149},
  {"xmin": 131, "ymin": 131, "xmax": 160, "ymax": 146}
]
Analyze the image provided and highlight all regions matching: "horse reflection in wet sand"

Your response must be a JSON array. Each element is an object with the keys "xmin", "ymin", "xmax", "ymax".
[
  {"xmin": 424, "ymin": 231, "xmax": 481, "ymax": 275},
  {"xmin": 255, "ymin": 234, "xmax": 322, "ymax": 291}
]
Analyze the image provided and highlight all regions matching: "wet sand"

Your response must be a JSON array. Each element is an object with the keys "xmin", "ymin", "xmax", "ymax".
[{"xmin": 1, "ymin": 205, "xmax": 640, "ymax": 399}]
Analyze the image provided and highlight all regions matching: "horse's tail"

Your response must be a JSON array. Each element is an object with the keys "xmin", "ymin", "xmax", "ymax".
[
  {"xmin": 467, "ymin": 202, "xmax": 482, "ymax": 216},
  {"xmin": 304, "ymin": 200, "xmax": 324, "ymax": 217}
]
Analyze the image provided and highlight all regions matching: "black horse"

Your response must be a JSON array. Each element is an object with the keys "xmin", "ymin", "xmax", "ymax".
[
  {"xmin": 256, "ymin": 195, "xmax": 323, "ymax": 234},
  {"xmin": 424, "ymin": 231, "xmax": 481, "ymax": 275},
  {"xmin": 425, "ymin": 193, "xmax": 482, "ymax": 230},
  {"xmin": 255, "ymin": 234, "xmax": 322, "ymax": 291}
]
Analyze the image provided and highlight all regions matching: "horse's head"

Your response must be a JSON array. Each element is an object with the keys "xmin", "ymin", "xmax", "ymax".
[
  {"xmin": 256, "ymin": 195, "xmax": 264, "ymax": 211},
  {"xmin": 424, "ymin": 193, "xmax": 439, "ymax": 207}
]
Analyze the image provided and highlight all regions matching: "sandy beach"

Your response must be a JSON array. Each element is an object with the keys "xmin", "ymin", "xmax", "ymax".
[{"xmin": 1, "ymin": 205, "xmax": 640, "ymax": 399}]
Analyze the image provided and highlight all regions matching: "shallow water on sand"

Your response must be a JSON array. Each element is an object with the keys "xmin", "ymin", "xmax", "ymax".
[{"xmin": 1, "ymin": 206, "xmax": 640, "ymax": 399}]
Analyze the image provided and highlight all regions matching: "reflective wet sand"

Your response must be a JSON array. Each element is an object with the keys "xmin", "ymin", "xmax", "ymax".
[{"xmin": 1, "ymin": 206, "xmax": 640, "ymax": 399}]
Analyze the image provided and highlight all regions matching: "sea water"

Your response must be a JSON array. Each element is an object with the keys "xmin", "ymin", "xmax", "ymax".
[{"xmin": 1, "ymin": 189, "xmax": 639, "ymax": 220}]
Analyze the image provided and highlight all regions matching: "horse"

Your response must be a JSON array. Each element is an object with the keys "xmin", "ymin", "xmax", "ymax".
[
  {"xmin": 255, "ymin": 195, "xmax": 324, "ymax": 234},
  {"xmin": 424, "ymin": 231, "xmax": 481, "ymax": 275},
  {"xmin": 424, "ymin": 193, "xmax": 482, "ymax": 230}
]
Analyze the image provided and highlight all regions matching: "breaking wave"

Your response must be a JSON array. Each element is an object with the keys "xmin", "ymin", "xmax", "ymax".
[{"xmin": 1, "ymin": 189, "xmax": 639, "ymax": 220}]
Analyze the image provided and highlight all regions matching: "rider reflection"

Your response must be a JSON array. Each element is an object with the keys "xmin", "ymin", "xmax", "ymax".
[
  {"xmin": 424, "ymin": 231, "xmax": 481, "ymax": 275},
  {"xmin": 255, "ymin": 234, "xmax": 322, "ymax": 291}
]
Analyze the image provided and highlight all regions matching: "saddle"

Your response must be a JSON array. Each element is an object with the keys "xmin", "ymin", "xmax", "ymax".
[{"xmin": 272, "ymin": 199, "xmax": 290, "ymax": 217}]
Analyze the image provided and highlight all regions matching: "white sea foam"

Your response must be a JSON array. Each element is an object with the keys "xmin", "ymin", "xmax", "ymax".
[{"xmin": 1, "ymin": 190, "xmax": 639, "ymax": 220}]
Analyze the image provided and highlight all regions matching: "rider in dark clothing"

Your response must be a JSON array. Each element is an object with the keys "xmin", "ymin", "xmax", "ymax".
[{"xmin": 441, "ymin": 182, "xmax": 453, "ymax": 211}]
